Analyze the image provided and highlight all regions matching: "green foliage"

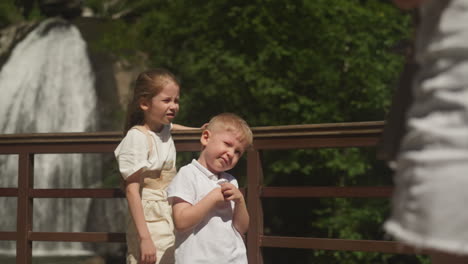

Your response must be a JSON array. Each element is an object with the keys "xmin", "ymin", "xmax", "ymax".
[
  {"xmin": 0, "ymin": 1, "xmax": 23, "ymax": 28},
  {"xmin": 86, "ymin": 0, "xmax": 415, "ymax": 263},
  {"xmin": 2, "ymin": 0, "xmax": 419, "ymax": 262},
  {"xmin": 12, "ymin": 0, "xmax": 412, "ymax": 127},
  {"xmin": 96, "ymin": 0, "xmax": 411, "ymax": 125},
  {"xmin": 1, "ymin": 1, "xmax": 417, "ymax": 262},
  {"xmin": 313, "ymin": 198, "xmax": 389, "ymax": 262},
  {"xmin": 0, "ymin": 0, "xmax": 48, "ymax": 29}
]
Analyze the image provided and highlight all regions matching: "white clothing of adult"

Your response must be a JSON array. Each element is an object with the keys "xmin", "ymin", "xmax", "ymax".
[
  {"xmin": 115, "ymin": 124, "xmax": 176, "ymax": 264},
  {"xmin": 167, "ymin": 159, "xmax": 248, "ymax": 264},
  {"xmin": 384, "ymin": 0, "xmax": 468, "ymax": 255}
]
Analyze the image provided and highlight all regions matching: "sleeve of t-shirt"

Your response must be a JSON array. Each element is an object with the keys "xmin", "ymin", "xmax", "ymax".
[
  {"xmin": 223, "ymin": 172, "xmax": 239, "ymax": 188},
  {"xmin": 114, "ymin": 129, "xmax": 151, "ymax": 180},
  {"xmin": 167, "ymin": 165, "xmax": 196, "ymax": 205}
]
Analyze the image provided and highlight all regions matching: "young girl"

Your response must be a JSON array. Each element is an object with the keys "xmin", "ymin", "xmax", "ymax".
[{"xmin": 115, "ymin": 68, "xmax": 195, "ymax": 264}]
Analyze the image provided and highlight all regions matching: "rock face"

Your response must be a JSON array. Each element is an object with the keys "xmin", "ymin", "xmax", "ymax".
[
  {"xmin": 71, "ymin": 16, "xmax": 124, "ymax": 131},
  {"xmin": 0, "ymin": 14, "xmax": 142, "ymax": 258},
  {"xmin": 38, "ymin": 0, "xmax": 83, "ymax": 19},
  {"xmin": 71, "ymin": 16, "xmax": 147, "ymax": 131}
]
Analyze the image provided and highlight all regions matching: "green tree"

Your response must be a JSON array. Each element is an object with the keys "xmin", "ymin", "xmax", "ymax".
[
  {"xmin": 89, "ymin": 1, "xmax": 418, "ymax": 263},
  {"xmin": 0, "ymin": 1, "xmax": 23, "ymax": 28},
  {"xmin": 2, "ymin": 0, "xmax": 418, "ymax": 262},
  {"xmin": 93, "ymin": 0, "xmax": 410, "ymax": 123}
]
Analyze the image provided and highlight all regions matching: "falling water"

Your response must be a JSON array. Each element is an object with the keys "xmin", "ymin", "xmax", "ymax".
[{"xmin": 0, "ymin": 18, "xmax": 99, "ymax": 256}]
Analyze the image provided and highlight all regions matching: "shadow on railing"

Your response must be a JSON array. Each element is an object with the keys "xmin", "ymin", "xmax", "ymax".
[{"xmin": 0, "ymin": 121, "xmax": 427, "ymax": 264}]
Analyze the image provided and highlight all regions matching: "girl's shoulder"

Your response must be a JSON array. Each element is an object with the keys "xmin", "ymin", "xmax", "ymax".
[
  {"xmin": 114, "ymin": 127, "xmax": 151, "ymax": 158},
  {"xmin": 130, "ymin": 125, "xmax": 149, "ymax": 134},
  {"xmin": 125, "ymin": 127, "xmax": 148, "ymax": 140},
  {"xmin": 118, "ymin": 127, "xmax": 150, "ymax": 149}
]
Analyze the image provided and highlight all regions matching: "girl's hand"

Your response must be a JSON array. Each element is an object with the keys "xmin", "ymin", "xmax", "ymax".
[
  {"xmin": 220, "ymin": 183, "xmax": 244, "ymax": 204},
  {"xmin": 392, "ymin": 0, "xmax": 425, "ymax": 9},
  {"xmin": 140, "ymin": 237, "xmax": 157, "ymax": 264}
]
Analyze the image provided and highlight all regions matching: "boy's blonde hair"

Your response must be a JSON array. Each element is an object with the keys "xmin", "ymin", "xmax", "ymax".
[{"xmin": 205, "ymin": 113, "xmax": 253, "ymax": 147}]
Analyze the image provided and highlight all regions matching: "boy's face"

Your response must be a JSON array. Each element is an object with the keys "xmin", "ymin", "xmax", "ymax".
[{"xmin": 198, "ymin": 128, "xmax": 247, "ymax": 175}]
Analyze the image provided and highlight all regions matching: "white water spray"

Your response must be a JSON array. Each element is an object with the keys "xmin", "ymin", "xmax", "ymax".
[{"xmin": 0, "ymin": 18, "xmax": 99, "ymax": 256}]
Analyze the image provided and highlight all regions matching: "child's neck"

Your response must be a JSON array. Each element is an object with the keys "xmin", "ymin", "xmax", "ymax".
[
  {"xmin": 197, "ymin": 157, "xmax": 222, "ymax": 178},
  {"xmin": 145, "ymin": 123, "xmax": 163, "ymax": 133}
]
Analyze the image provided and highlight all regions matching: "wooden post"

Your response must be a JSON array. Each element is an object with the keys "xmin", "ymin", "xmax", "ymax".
[
  {"xmin": 246, "ymin": 149, "xmax": 264, "ymax": 264},
  {"xmin": 16, "ymin": 153, "xmax": 34, "ymax": 264}
]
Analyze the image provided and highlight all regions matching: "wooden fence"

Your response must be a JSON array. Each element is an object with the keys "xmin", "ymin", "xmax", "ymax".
[{"xmin": 0, "ymin": 121, "xmax": 424, "ymax": 264}]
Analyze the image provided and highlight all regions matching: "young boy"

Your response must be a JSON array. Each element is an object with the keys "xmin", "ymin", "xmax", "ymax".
[{"xmin": 167, "ymin": 113, "xmax": 252, "ymax": 264}]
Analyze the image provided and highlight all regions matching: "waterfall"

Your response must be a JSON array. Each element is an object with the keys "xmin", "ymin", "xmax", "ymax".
[{"xmin": 0, "ymin": 18, "xmax": 99, "ymax": 256}]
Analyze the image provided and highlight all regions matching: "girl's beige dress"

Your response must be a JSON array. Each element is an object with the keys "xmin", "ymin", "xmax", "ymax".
[{"xmin": 115, "ymin": 124, "xmax": 176, "ymax": 264}]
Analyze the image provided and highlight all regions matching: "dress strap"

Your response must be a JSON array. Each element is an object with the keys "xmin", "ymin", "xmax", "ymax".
[{"xmin": 132, "ymin": 125, "xmax": 154, "ymax": 158}]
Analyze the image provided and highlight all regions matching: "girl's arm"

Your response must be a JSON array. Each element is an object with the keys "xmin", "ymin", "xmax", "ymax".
[
  {"xmin": 172, "ymin": 123, "xmax": 209, "ymax": 130},
  {"xmin": 125, "ymin": 170, "xmax": 157, "ymax": 264},
  {"xmin": 172, "ymin": 188, "xmax": 225, "ymax": 232},
  {"xmin": 221, "ymin": 183, "xmax": 250, "ymax": 234},
  {"xmin": 172, "ymin": 124, "xmax": 198, "ymax": 130}
]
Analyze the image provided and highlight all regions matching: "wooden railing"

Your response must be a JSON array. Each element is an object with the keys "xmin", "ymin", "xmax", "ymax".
[{"xmin": 0, "ymin": 121, "xmax": 423, "ymax": 264}]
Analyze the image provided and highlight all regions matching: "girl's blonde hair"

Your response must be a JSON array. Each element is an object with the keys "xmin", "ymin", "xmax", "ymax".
[
  {"xmin": 206, "ymin": 113, "xmax": 253, "ymax": 147},
  {"xmin": 124, "ymin": 68, "xmax": 180, "ymax": 134}
]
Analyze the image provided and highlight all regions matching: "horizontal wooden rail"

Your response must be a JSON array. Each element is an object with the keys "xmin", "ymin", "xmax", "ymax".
[
  {"xmin": 0, "ymin": 231, "xmax": 126, "ymax": 243},
  {"xmin": 261, "ymin": 186, "xmax": 393, "ymax": 198},
  {"xmin": 0, "ymin": 121, "xmax": 395, "ymax": 264},
  {"xmin": 0, "ymin": 132, "xmax": 123, "ymax": 145},
  {"xmin": 0, "ymin": 144, "xmax": 117, "ymax": 154},
  {"xmin": 30, "ymin": 188, "xmax": 125, "ymax": 198},
  {"xmin": 252, "ymin": 121, "xmax": 384, "ymax": 138},
  {"xmin": 0, "ymin": 121, "xmax": 384, "ymax": 142},
  {"xmin": 251, "ymin": 121, "xmax": 383, "ymax": 149},
  {"xmin": 0, "ymin": 121, "xmax": 384, "ymax": 153},
  {"xmin": 0, "ymin": 185, "xmax": 394, "ymax": 200},
  {"xmin": 261, "ymin": 236, "xmax": 429, "ymax": 255},
  {"xmin": 0, "ymin": 232, "xmax": 17, "ymax": 241},
  {"xmin": 0, "ymin": 188, "xmax": 18, "ymax": 196},
  {"xmin": 30, "ymin": 232, "xmax": 126, "ymax": 243}
]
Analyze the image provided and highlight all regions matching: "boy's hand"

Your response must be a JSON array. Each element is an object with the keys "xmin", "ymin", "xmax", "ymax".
[
  {"xmin": 140, "ymin": 237, "xmax": 157, "ymax": 264},
  {"xmin": 207, "ymin": 187, "xmax": 227, "ymax": 207},
  {"xmin": 220, "ymin": 183, "xmax": 244, "ymax": 204}
]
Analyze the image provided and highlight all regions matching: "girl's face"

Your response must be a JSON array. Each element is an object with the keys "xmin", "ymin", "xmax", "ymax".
[{"xmin": 140, "ymin": 81, "xmax": 180, "ymax": 132}]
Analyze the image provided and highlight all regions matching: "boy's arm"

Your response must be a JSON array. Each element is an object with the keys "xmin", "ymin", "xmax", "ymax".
[
  {"xmin": 172, "ymin": 188, "xmax": 225, "ymax": 232},
  {"xmin": 232, "ymin": 195, "xmax": 249, "ymax": 234},
  {"xmin": 221, "ymin": 183, "xmax": 250, "ymax": 234}
]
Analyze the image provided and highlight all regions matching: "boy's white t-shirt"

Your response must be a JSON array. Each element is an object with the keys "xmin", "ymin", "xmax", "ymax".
[{"xmin": 167, "ymin": 159, "xmax": 247, "ymax": 264}]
